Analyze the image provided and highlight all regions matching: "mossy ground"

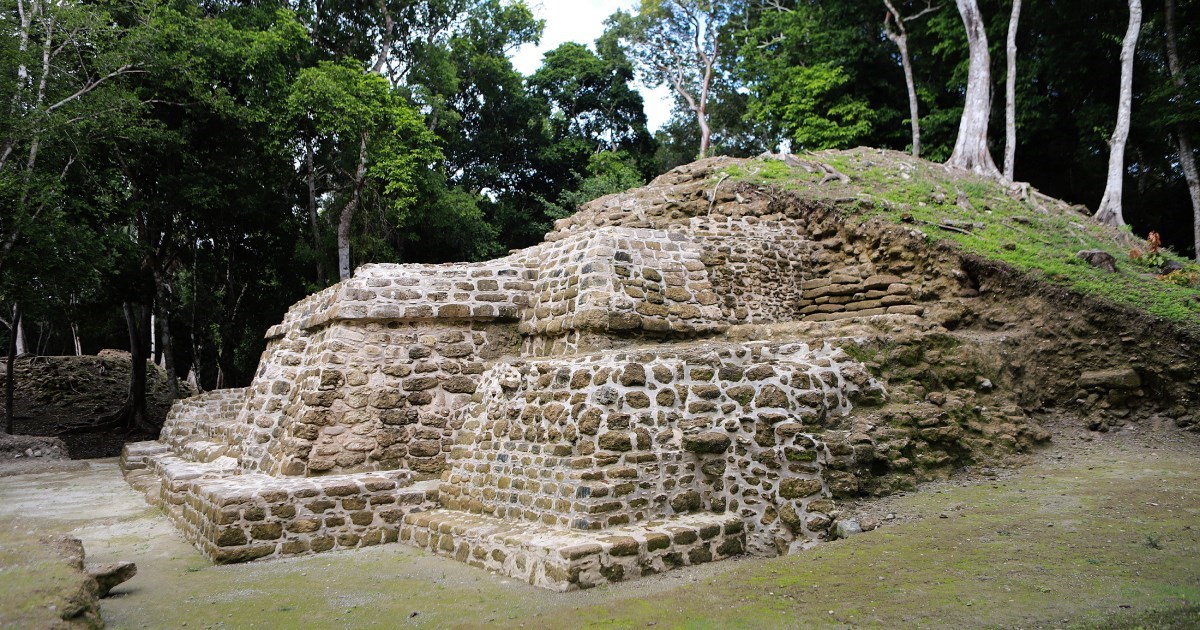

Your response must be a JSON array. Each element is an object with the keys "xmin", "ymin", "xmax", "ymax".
[
  {"xmin": 0, "ymin": 534, "xmax": 100, "ymax": 628},
  {"xmin": 2, "ymin": 433, "xmax": 1197, "ymax": 628},
  {"xmin": 723, "ymin": 150, "xmax": 1200, "ymax": 332}
]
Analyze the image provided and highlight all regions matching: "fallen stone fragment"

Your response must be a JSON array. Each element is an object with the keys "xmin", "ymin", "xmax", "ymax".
[
  {"xmin": 1076, "ymin": 250, "xmax": 1117, "ymax": 272},
  {"xmin": 833, "ymin": 519, "xmax": 863, "ymax": 540},
  {"xmin": 87, "ymin": 561, "xmax": 137, "ymax": 597},
  {"xmin": 1078, "ymin": 367, "xmax": 1141, "ymax": 389}
]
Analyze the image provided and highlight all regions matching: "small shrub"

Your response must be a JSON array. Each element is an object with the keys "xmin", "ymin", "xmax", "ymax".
[{"xmin": 1160, "ymin": 269, "xmax": 1199, "ymax": 288}]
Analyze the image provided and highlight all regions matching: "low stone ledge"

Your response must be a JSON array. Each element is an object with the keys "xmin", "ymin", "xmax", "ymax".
[
  {"xmin": 120, "ymin": 443, "xmax": 438, "ymax": 564},
  {"xmin": 398, "ymin": 509, "xmax": 745, "ymax": 591}
]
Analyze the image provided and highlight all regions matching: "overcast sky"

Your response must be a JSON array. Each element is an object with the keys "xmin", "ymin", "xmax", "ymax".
[{"xmin": 509, "ymin": 0, "xmax": 675, "ymax": 132}]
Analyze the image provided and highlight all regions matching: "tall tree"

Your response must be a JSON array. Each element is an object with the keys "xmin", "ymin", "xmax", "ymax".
[
  {"xmin": 287, "ymin": 62, "xmax": 439, "ymax": 280},
  {"xmin": 1003, "ymin": 0, "xmax": 1022, "ymax": 181},
  {"xmin": 0, "ymin": 0, "xmax": 144, "ymax": 276},
  {"xmin": 945, "ymin": 0, "xmax": 1001, "ymax": 178},
  {"xmin": 1163, "ymin": 0, "xmax": 1200, "ymax": 259},
  {"xmin": 4, "ymin": 305, "xmax": 19, "ymax": 434},
  {"xmin": 883, "ymin": 0, "xmax": 940, "ymax": 158},
  {"xmin": 1094, "ymin": 0, "xmax": 1142, "ymax": 227},
  {"xmin": 526, "ymin": 41, "xmax": 656, "ymax": 218},
  {"xmin": 613, "ymin": 0, "xmax": 731, "ymax": 158},
  {"xmin": 733, "ymin": 1, "xmax": 877, "ymax": 153}
]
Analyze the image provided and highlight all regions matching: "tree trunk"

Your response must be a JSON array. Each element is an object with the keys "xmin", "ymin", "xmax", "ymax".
[
  {"xmin": 1094, "ymin": 0, "xmax": 1142, "ymax": 228},
  {"xmin": 946, "ymin": 0, "xmax": 1001, "ymax": 179},
  {"xmin": 1164, "ymin": 0, "xmax": 1200, "ymax": 260},
  {"xmin": 157, "ymin": 304, "xmax": 178, "ymax": 401},
  {"xmin": 70, "ymin": 321, "xmax": 81, "ymax": 356},
  {"xmin": 1003, "ymin": 0, "xmax": 1022, "ymax": 181},
  {"xmin": 305, "ymin": 138, "xmax": 326, "ymax": 285},
  {"xmin": 4, "ymin": 304, "xmax": 20, "ymax": 434},
  {"xmin": 1178, "ymin": 133, "xmax": 1200, "ymax": 261},
  {"xmin": 898, "ymin": 37, "xmax": 921, "ymax": 158},
  {"xmin": 149, "ymin": 312, "xmax": 157, "ymax": 365},
  {"xmin": 337, "ymin": 132, "xmax": 370, "ymax": 281},
  {"xmin": 884, "ymin": 0, "xmax": 931, "ymax": 158},
  {"xmin": 14, "ymin": 315, "xmax": 27, "ymax": 356},
  {"xmin": 123, "ymin": 302, "xmax": 153, "ymax": 434},
  {"xmin": 696, "ymin": 107, "xmax": 712, "ymax": 159}
]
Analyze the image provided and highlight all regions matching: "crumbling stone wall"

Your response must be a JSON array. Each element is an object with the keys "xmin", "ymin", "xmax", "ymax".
[
  {"xmin": 126, "ymin": 155, "xmax": 1034, "ymax": 586},
  {"xmin": 160, "ymin": 388, "xmax": 248, "ymax": 462},
  {"xmin": 442, "ymin": 341, "xmax": 884, "ymax": 554}
]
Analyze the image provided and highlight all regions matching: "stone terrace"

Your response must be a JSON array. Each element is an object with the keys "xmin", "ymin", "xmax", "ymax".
[{"xmin": 122, "ymin": 156, "xmax": 942, "ymax": 589}]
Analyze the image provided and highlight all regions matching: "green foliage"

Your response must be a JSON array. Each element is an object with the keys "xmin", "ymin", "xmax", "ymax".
[
  {"xmin": 748, "ymin": 62, "xmax": 875, "ymax": 150},
  {"xmin": 734, "ymin": 1, "xmax": 880, "ymax": 151},
  {"xmin": 542, "ymin": 151, "xmax": 647, "ymax": 219},
  {"xmin": 287, "ymin": 60, "xmax": 440, "ymax": 227}
]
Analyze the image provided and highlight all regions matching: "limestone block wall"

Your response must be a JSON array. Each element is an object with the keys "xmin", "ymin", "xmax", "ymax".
[
  {"xmin": 159, "ymin": 388, "xmax": 249, "ymax": 462},
  {"xmin": 518, "ymin": 227, "xmax": 726, "ymax": 351},
  {"xmin": 235, "ymin": 328, "xmax": 314, "ymax": 475},
  {"xmin": 175, "ymin": 472, "xmax": 432, "ymax": 563},
  {"xmin": 123, "ymin": 439, "xmax": 436, "ymax": 564},
  {"xmin": 154, "ymin": 160, "xmax": 929, "ymax": 489},
  {"xmin": 267, "ymin": 322, "xmax": 518, "ymax": 477},
  {"xmin": 689, "ymin": 217, "xmax": 815, "ymax": 324},
  {"xmin": 440, "ymin": 341, "xmax": 885, "ymax": 553},
  {"xmin": 398, "ymin": 510, "xmax": 746, "ymax": 591}
]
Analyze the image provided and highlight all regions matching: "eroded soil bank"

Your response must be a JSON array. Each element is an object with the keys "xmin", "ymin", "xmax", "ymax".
[{"xmin": 1, "ymin": 422, "xmax": 1197, "ymax": 629}]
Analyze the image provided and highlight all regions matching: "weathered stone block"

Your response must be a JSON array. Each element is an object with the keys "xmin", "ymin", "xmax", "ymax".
[{"xmin": 682, "ymin": 432, "xmax": 730, "ymax": 454}]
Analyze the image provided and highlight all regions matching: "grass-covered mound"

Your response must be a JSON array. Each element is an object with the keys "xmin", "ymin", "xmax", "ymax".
[{"xmin": 723, "ymin": 148, "xmax": 1200, "ymax": 331}]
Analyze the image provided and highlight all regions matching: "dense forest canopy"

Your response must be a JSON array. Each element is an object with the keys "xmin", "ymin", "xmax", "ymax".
[{"xmin": 1, "ymin": 0, "xmax": 1197, "ymax": 416}]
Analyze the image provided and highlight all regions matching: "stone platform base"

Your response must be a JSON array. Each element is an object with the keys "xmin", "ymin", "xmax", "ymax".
[
  {"xmin": 399, "ymin": 509, "xmax": 746, "ymax": 591},
  {"xmin": 121, "ymin": 441, "xmax": 438, "ymax": 563}
]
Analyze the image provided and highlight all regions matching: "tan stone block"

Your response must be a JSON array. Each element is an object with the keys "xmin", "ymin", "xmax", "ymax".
[{"xmin": 251, "ymin": 523, "xmax": 283, "ymax": 540}]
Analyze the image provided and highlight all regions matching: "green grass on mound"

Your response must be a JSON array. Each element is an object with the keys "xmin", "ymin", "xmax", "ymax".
[{"xmin": 723, "ymin": 150, "xmax": 1200, "ymax": 330}]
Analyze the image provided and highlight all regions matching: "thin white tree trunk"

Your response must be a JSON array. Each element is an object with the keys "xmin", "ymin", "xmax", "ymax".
[
  {"xmin": 187, "ymin": 368, "xmax": 201, "ymax": 394},
  {"xmin": 1178, "ymin": 135, "xmax": 1200, "ymax": 260},
  {"xmin": 884, "ymin": 0, "xmax": 936, "ymax": 159},
  {"xmin": 1164, "ymin": 0, "xmax": 1200, "ymax": 260},
  {"xmin": 898, "ymin": 37, "xmax": 920, "ymax": 158},
  {"xmin": 337, "ymin": 132, "xmax": 370, "ymax": 281},
  {"xmin": 946, "ymin": 0, "xmax": 1001, "ymax": 179},
  {"xmin": 1003, "ymin": 0, "xmax": 1022, "ymax": 181},
  {"xmin": 70, "ymin": 321, "xmax": 81, "ymax": 355},
  {"xmin": 14, "ymin": 316, "xmax": 27, "ymax": 356},
  {"xmin": 1094, "ymin": 0, "xmax": 1142, "ymax": 228}
]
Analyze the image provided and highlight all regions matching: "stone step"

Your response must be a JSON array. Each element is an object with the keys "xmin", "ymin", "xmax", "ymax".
[
  {"xmin": 119, "ymin": 443, "xmax": 439, "ymax": 564},
  {"xmin": 398, "ymin": 509, "xmax": 745, "ymax": 591},
  {"xmin": 119, "ymin": 440, "xmax": 169, "ymax": 471},
  {"xmin": 171, "ymin": 438, "xmax": 235, "ymax": 463}
]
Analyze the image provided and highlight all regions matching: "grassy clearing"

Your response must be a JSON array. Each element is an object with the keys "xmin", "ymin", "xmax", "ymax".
[
  {"xmin": 4, "ymin": 444, "xmax": 1198, "ymax": 629},
  {"xmin": 723, "ymin": 150, "xmax": 1200, "ymax": 330},
  {"xmin": 535, "ymin": 439, "xmax": 1200, "ymax": 628}
]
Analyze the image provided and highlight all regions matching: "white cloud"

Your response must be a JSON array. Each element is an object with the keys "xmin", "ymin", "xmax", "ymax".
[{"xmin": 510, "ymin": 0, "xmax": 675, "ymax": 133}]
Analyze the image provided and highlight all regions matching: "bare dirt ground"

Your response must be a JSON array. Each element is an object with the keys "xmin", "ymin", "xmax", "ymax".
[{"xmin": 1, "ymin": 419, "xmax": 1197, "ymax": 629}]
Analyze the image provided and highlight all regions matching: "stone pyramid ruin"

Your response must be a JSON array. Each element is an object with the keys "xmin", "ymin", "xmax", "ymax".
[{"xmin": 122, "ymin": 154, "xmax": 1052, "ymax": 591}]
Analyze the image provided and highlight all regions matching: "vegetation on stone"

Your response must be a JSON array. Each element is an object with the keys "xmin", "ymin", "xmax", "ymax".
[{"xmin": 725, "ymin": 150, "xmax": 1200, "ymax": 330}]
